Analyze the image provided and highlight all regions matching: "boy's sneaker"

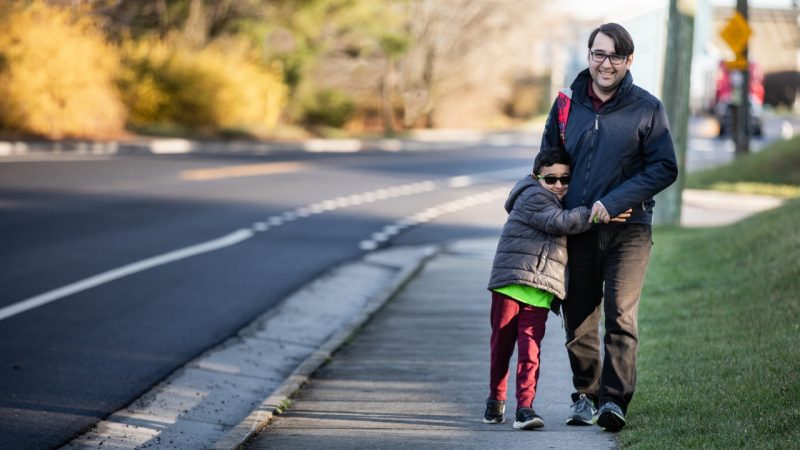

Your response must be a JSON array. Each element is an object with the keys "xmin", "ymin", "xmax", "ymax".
[
  {"xmin": 595, "ymin": 401, "xmax": 626, "ymax": 431},
  {"xmin": 483, "ymin": 399, "xmax": 505, "ymax": 424},
  {"xmin": 513, "ymin": 408, "xmax": 544, "ymax": 430},
  {"xmin": 566, "ymin": 394, "xmax": 596, "ymax": 426}
]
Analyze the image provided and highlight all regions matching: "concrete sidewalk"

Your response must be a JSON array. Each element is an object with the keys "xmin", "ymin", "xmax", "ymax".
[{"xmin": 246, "ymin": 239, "xmax": 615, "ymax": 450}]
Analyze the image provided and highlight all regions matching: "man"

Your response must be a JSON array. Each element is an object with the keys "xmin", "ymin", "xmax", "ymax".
[{"xmin": 540, "ymin": 23, "xmax": 678, "ymax": 431}]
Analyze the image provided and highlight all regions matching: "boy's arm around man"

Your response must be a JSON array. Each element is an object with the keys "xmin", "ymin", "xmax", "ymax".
[{"xmin": 513, "ymin": 185, "xmax": 593, "ymax": 237}]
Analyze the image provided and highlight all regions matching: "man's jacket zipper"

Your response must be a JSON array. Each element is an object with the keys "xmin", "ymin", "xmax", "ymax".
[{"xmin": 582, "ymin": 113, "xmax": 601, "ymax": 205}]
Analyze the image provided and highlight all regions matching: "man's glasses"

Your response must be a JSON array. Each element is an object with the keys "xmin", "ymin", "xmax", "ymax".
[
  {"xmin": 536, "ymin": 174, "xmax": 571, "ymax": 185},
  {"xmin": 589, "ymin": 50, "xmax": 627, "ymax": 65}
]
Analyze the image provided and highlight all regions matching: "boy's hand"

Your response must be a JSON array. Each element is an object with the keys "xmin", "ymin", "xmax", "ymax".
[
  {"xmin": 589, "ymin": 201, "xmax": 610, "ymax": 224},
  {"xmin": 610, "ymin": 208, "xmax": 633, "ymax": 223}
]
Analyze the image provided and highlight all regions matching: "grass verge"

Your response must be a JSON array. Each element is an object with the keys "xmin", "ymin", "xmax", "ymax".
[
  {"xmin": 686, "ymin": 136, "xmax": 800, "ymax": 198},
  {"xmin": 621, "ymin": 200, "xmax": 800, "ymax": 448},
  {"xmin": 685, "ymin": 136, "xmax": 800, "ymax": 198}
]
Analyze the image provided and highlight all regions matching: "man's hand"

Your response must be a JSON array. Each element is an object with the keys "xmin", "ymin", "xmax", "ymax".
[
  {"xmin": 590, "ymin": 202, "xmax": 633, "ymax": 224},
  {"xmin": 610, "ymin": 208, "xmax": 633, "ymax": 223}
]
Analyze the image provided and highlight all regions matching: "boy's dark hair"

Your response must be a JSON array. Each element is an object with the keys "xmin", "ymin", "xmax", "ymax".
[
  {"xmin": 533, "ymin": 147, "xmax": 572, "ymax": 175},
  {"xmin": 588, "ymin": 23, "xmax": 634, "ymax": 56}
]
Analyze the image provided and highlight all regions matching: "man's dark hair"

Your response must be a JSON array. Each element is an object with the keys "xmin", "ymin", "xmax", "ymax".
[
  {"xmin": 588, "ymin": 23, "xmax": 634, "ymax": 56},
  {"xmin": 533, "ymin": 147, "xmax": 572, "ymax": 175}
]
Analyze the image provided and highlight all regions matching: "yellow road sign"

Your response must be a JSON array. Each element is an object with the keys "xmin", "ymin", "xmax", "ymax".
[
  {"xmin": 725, "ymin": 56, "xmax": 748, "ymax": 71},
  {"xmin": 720, "ymin": 11, "xmax": 751, "ymax": 55}
]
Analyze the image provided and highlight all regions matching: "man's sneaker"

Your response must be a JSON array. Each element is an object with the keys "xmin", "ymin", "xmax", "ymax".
[
  {"xmin": 483, "ymin": 399, "xmax": 505, "ymax": 424},
  {"xmin": 596, "ymin": 401, "xmax": 626, "ymax": 431},
  {"xmin": 566, "ymin": 394, "xmax": 596, "ymax": 426},
  {"xmin": 513, "ymin": 408, "xmax": 544, "ymax": 430}
]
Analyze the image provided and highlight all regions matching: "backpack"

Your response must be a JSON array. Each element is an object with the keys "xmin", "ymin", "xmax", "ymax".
[{"xmin": 556, "ymin": 88, "xmax": 572, "ymax": 147}]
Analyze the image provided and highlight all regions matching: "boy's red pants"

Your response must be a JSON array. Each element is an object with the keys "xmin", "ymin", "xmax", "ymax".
[{"xmin": 488, "ymin": 291, "xmax": 548, "ymax": 409}]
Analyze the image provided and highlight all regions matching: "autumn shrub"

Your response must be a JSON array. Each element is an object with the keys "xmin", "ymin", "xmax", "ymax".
[
  {"xmin": 118, "ymin": 38, "xmax": 286, "ymax": 134},
  {"xmin": 0, "ymin": 2, "xmax": 126, "ymax": 139}
]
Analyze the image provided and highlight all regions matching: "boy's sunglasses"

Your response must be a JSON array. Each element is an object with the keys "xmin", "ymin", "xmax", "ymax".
[{"xmin": 536, "ymin": 174, "xmax": 571, "ymax": 185}]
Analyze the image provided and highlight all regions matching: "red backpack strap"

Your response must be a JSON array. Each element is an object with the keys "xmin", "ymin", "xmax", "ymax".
[{"xmin": 556, "ymin": 88, "xmax": 572, "ymax": 147}]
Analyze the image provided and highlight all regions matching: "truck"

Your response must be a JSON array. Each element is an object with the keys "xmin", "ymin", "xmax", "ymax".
[{"xmin": 713, "ymin": 60, "xmax": 764, "ymax": 137}]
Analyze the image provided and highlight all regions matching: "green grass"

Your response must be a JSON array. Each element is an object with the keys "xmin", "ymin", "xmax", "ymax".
[
  {"xmin": 686, "ymin": 136, "xmax": 800, "ymax": 198},
  {"xmin": 621, "ymin": 200, "xmax": 800, "ymax": 449}
]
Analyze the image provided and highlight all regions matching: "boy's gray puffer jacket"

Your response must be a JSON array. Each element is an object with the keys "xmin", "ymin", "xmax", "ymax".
[{"xmin": 488, "ymin": 175, "xmax": 592, "ymax": 301}]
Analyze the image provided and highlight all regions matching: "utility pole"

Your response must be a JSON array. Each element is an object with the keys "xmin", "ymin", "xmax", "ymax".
[
  {"xmin": 734, "ymin": 0, "xmax": 750, "ymax": 156},
  {"xmin": 655, "ymin": 0, "xmax": 694, "ymax": 226}
]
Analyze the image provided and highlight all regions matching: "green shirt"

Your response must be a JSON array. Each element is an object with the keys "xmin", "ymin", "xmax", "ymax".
[{"xmin": 494, "ymin": 284, "xmax": 554, "ymax": 309}]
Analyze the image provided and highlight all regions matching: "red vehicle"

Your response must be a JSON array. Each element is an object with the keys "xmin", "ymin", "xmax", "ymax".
[{"xmin": 713, "ymin": 61, "xmax": 764, "ymax": 137}]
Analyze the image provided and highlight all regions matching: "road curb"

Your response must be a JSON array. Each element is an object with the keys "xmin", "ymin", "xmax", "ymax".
[
  {"xmin": 207, "ymin": 245, "xmax": 441, "ymax": 450},
  {"xmin": 0, "ymin": 129, "xmax": 539, "ymax": 157}
]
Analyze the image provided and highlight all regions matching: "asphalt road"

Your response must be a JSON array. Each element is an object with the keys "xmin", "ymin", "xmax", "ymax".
[{"xmin": 0, "ymin": 145, "xmax": 527, "ymax": 449}]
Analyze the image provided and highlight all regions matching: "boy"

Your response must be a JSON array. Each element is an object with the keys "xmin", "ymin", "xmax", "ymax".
[{"xmin": 484, "ymin": 147, "xmax": 628, "ymax": 429}]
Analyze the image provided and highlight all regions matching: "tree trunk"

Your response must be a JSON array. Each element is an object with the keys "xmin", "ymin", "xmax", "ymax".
[
  {"xmin": 184, "ymin": 0, "xmax": 208, "ymax": 48},
  {"xmin": 655, "ymin": 0, "xmax": 694, "ymax": 226},
  {"xmin": 382, "ymin": 57, "xmax": 397, "ymax": 134},
  {"xmin": 422, "ymin": 46, "xmax": 436, "ymax": 128}
]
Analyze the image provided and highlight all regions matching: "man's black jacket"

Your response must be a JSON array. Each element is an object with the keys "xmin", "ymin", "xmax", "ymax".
[{"xmin": 541, "ymin": 69, "xmax": 679, "ymax": 225}]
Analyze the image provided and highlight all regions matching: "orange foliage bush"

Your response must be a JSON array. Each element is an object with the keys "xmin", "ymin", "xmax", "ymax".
[
  {"xmin": 118, "ymin": 38, "xmax": 286, "ymax": 133},
  {"xmin": 0, "ymin": 2, "xmax": 126, "ymax": 139}
]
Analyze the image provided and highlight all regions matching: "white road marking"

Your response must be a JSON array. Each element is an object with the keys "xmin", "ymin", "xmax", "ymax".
[
  {"xmin": 2, "ymin": 167, "xmax": 523, "ymax": 321},
  {"xmin": 0, "ymin": 155, "xmax": 114, "ymax": 163},
  {"xmin": 359, "ymin": 241, "xmax": 378, "ymax": 251},
  {"xmin": 371, "ymin": 232, "xmax": 389, "ymax": 242},
  {"xmin": 347, "ymin": 194, "xmax": 364, "ymax": 204},
  {"xmin": 357, "ymin": 187, "xmax": 508, "ymax": 251},
  {"xmin": 0, "ymin": 229, "xmax": 254, "ymax": 322},
  {"xmin": 448, "ymin": 175, "xmax": 473, "ymax": 188}
]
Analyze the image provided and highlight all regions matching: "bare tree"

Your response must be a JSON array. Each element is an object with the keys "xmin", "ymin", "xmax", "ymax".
[
  {"xmin": 401, "ymin": 0, "xmax": 544, "ymax": 127},
  {"xmin": 92, "ymin": 0, "xmax": 261, "ymax": 44}
]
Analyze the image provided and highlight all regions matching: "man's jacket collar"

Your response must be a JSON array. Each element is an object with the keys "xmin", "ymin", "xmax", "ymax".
[{"xmin": 570, "ymin": 68, "xmax": 634, "ymax": 111}]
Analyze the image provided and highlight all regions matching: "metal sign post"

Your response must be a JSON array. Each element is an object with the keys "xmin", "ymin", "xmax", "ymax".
[{"xmin": 720, "ymin": 4, "xmax": 751, "ymax": 155}]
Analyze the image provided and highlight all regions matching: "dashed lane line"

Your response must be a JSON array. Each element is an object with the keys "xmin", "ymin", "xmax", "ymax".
[{"xmin": 358, "ymin": 187, "xmax": 508, "ymax": 251}]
